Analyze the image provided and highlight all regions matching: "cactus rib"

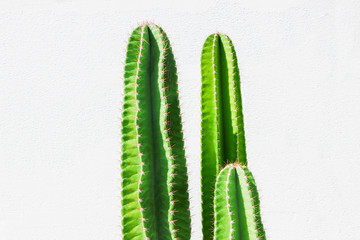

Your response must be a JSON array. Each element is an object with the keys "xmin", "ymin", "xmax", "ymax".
[
  {"xmin": 214, "ymin": 164, "xmax": 265, "ymax": 240},
  {"xmin": 121, "ymin": 24, "xmax": 191, "ymax": 240},
  {"xmin": 201, "ymin": 33, "xmax": 246, "ymax": 239}
]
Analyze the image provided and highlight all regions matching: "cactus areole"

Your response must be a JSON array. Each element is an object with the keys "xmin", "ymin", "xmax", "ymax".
[{"xmin": 120, "ymin": 24, "xmax": 191, "ymax": 240}]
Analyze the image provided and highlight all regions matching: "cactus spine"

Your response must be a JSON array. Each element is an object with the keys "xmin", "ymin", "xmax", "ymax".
[
  {"xmin": 201, "ymin": 33, "xmax": 247, "ymax": 239},
  {"xmin": 121, "ymin": 24, "xmax": 191, "ymax": 240},
  {"xmin": 214, "ymin": 164, "xmax": 265, "ymax": 240}
]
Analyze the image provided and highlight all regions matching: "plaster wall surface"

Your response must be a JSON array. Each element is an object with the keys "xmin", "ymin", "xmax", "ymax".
[{"xmin": 1, "ymin": 0, "xmax": 360, "ymax": 239}]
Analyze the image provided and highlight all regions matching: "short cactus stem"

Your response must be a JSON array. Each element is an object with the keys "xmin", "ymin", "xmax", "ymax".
[
  {"xmin": 214, "ymin": 163, "xmax": 266, "ymax": 240},
  {"xmin": 201, "ymin": 33, "xmax": 247, "ymax": 239},
  {"xmin": 121, "ymin": 23, "xmax": 191, "ymax": 240}
]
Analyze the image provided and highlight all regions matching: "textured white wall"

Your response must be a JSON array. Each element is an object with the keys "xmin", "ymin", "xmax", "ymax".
[{"xmin": 1, "ymin": 0, "xmax": 360, "ymax": 239}]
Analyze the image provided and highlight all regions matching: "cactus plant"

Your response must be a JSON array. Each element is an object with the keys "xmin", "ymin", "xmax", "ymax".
[
  {"xmin": 201, "ymin": 33, "xmax": 265, "ymax": 239},
  {"xmin": 120, "ymin": 23, "xmax": 191, "ymax": 240},
  {"xmin": 214, "ymin": 163, "xmax": 265, "ymax": 239},
  {"xmin": 201, "ymin": 33, "xmax": 247, "ymax": 239}
]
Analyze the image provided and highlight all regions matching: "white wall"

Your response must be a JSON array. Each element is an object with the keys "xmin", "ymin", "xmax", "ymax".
[{"xmin": 1, "ymin": 0, "xmax": 360, "ymax": 239}]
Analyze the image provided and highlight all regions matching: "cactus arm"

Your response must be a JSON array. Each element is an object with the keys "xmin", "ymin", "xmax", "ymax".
[
  {"xmin": 201, "ymin": 33, "xmax": 247, "ymax": 168},
  {"xmin": 214, "ymin": 164, "xmax": 266, "ymax": 240},
  {"xmin": 121, "ymin": 24, "xmax": 191, "ymax": 240}
]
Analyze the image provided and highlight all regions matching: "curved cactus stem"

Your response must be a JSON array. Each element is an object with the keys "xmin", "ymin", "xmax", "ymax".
[
  {"xmin": 121, "ymin": 24, "xmax": 191, "ymax": 240},
  {"xmin": 214, "ymin": 164, "xmax": 265, "ymax": 240},
  {"xmin": 201, "ymin": 33, "xmax": 246, "ymax": 239}
]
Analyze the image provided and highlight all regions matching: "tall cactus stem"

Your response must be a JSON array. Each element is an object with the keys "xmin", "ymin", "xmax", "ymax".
[
  {"xmin": 121, "ymin": 24, "xmax": 191, "ymax": 240},
  {"xmin": 201, "ymin": 33, "xmax": 247, "ymax": 239}
]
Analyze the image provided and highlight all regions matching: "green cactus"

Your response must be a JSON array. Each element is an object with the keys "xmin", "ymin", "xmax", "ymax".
[
  {"xmin": 214, "ymin": 163, "xmax": 265, "ymax": 240},
  {"xmin": 201, "ymin": 33, "xmax": 266, "ymax": 239},
  {"xmin": 120, "ymin": 23, "xmax": 191, "ymax": 240},
  {"xmin": 200, "ymin": 33, "xmax": 247, "ymax": 239}
]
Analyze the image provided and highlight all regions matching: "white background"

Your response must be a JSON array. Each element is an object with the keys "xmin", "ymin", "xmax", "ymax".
[{"xmin": 1, "ymin": 0, "xmax": 360, "ymax": 239}]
